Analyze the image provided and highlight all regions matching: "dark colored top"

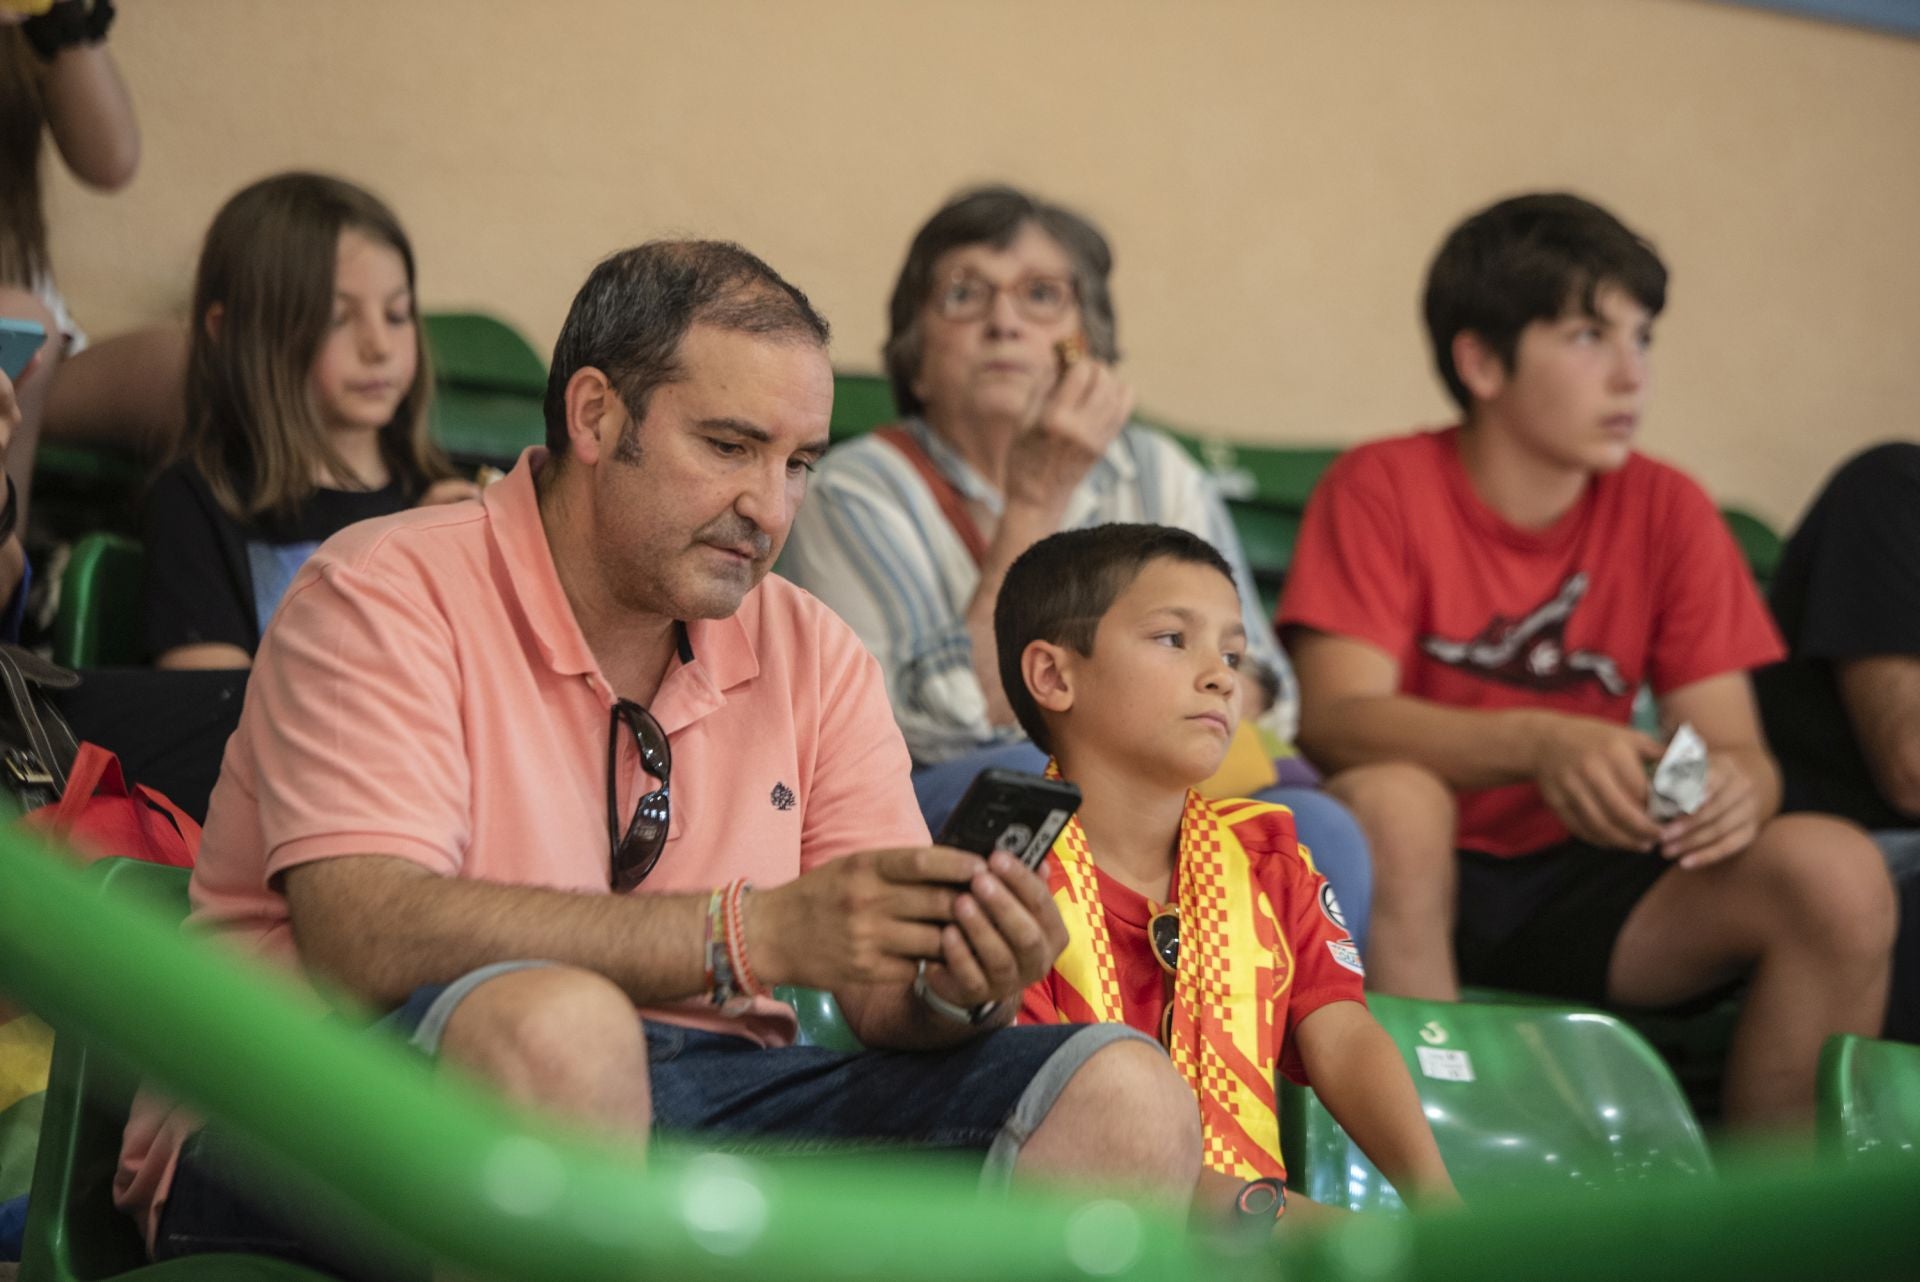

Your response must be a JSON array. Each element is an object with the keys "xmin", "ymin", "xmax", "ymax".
[
  {"xmin": 140, "ymin": 460, "xmax": 412, "ymax": 661},
  {"xmin": 1757, "ymin": 441, "xmax": 1920, "ymax": 831}
]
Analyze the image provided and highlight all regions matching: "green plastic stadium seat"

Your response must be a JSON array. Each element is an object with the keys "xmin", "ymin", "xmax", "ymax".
[
  {"xmin": 421, "ymin": 312, "xmax": 547, "ymax": 465},
  {"xmin": 20, "ymin": 858, "xmax": 331, "ymax": 1281},
  {"xmin": 52, "ymin": 533, "xmax": 145, "ymax": 670},
  {"xmin": 427, "ymin": 385, "xmax": 545, "ymax": 465},
  {"xmin": 774, "ymin": 986, "xmax": 864, "ymax": 1052},
  {"xmin": 1282, "ymin": 992, "xmax": 1712, "ymax": 1213},
  {"xmin": 1224, "ymin": 501, "xmax": 1296, "ymax": 619},
  {"xmin": 829, "ymin": 372, "xmax": 896, "ymax": 442},
  {"xmin": 420, "ymin": 311, "xmax": 546, "ymax": 398},
  {"xmin": 1163, "ymin": 434, "xmax": 1341, "ymax": 511},
  {"xmin": 1818, "ymin": 1033, "xmax": 1920, "ymax": 1164},
  {"xmin": 1720, "ymin": 507, "xmax": 1783, "ymax": 592}
]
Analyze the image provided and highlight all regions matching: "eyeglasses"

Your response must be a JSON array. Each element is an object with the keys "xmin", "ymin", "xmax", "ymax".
[
  {"xmin": 607, "ymin": 699, "xmax": 672, "ymax": 892},
  {"xmin": 931, "ymin": 270, "xmax": 1078, "ymax": 324}
]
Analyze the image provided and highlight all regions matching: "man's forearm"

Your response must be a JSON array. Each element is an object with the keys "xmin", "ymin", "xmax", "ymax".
[
  {"xmin": 1300, "ymin": 693, "xmax": 1548, "ymax": 790},
  {"xmin": 286, "ymin": 858, "xmax": 712, "ymax": 1009}
]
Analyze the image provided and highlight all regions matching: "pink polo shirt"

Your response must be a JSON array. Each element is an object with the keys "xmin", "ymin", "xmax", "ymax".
[{"xmin": 117, "ymin": 448, "xmax": 927, "ymax": 1242}]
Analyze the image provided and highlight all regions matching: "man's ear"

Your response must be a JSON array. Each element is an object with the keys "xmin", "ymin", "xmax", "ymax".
[
  {"xmin": 564, "ymin": 367, "xmax": 623, "ymax": 464},
  {"xmin": 1021, "ymin": 640, "xmax": 1076, "ymax": 716},
  {"xmin": 1451, "ymin": 330, "xmax": 1508, "ymax": 405}
]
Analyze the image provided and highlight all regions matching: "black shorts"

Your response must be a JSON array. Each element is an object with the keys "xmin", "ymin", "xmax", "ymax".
[{"xmin": 1454, "ymin": 840, "xmax": 1673, "ymax": 1006}]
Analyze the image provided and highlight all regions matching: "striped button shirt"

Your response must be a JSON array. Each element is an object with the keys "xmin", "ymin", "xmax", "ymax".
[{"xmin": 780, "ymin": 418, "xmax": 1298, "ymax": 764}]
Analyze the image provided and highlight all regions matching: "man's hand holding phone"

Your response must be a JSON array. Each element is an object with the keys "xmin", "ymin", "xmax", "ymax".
[{"xmin": 917, "ymin": 848, "xmax": 1068, "ymax": 1015}]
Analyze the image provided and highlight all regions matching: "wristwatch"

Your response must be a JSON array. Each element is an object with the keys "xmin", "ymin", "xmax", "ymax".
[{"xmin": 912, "ymin": 960, "xmax": 998, "ymax": 1026}]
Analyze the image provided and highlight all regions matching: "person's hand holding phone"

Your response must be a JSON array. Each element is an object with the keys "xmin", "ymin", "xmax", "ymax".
[
  {"xmin": 751, "ymin": 845, "xmax": 979, "ymax": 991},
  {"xmin": 918, "ymin": 848, "xmax": 1068, "ymax": 1012}
]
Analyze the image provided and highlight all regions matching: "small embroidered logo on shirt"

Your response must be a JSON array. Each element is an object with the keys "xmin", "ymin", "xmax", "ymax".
[{"xmin": 770, "ymin": 782, "xmax": 796, "ymax": 811}]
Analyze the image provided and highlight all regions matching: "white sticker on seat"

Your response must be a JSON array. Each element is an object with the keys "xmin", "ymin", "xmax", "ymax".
[{"xmin": 1415, "ymin": 1046, "xmax": 1475, "ymax": 1082}]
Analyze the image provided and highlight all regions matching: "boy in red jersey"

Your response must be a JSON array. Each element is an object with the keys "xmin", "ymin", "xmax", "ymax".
[
  {"xmin": 1280, "ymin": 192, "xmax": 1894, "ymax": 1129},
  {"xmin": 1000, "ymin": 523, "xmax": 1454, "ymax": 1226}
]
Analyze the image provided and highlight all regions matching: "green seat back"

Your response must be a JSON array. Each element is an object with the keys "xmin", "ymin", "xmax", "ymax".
[
  {"xmin": 830, "ymin": 372, "xmax": 896, "ymax": 442},
  {"xmin": 1225, "ymin": 501, "xmax": 1296, "ymax": 618},
  {"xmin": 427, "ymin": 385, "xmax": 546, "ymax": 466},
  {"xmin": 1721, "ymin": 507, "xmax": 1783, "ymax": 591},
  {"xmin": 1282, "ymin": 993, "xmax": 1712, "ymax": 1212},
  {"xmin": 1163, "ymin": 434, "xmax": 1341, "ymax": 511},
  {"xmin": 773, "ymin": 986, "xmax": 864, "ymax": 1052},
  {"xmin": 421, "ymin": 312, "xmax": 547, "ymax": 465},
  {"xmin": 1819, "ymin": 1033, "xmax": 1920, "ymax": 1163},
  {"xmin": 52, "ymin": 533, "xmax": 146, "ymax": 669},
  {"xmin": 420, "ymin": 312, "xmax": 546, "ymax": 397},
  {"xmin": 23, "ymin": 858, "xmax": 330, "ymax": 1281}
]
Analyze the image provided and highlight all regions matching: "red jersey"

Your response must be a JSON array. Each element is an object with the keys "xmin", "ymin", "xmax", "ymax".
[
  {"xmin": 1018, "ymin": 801, "xmax": 1366, "ymax": 1090},
  {"xmin": 1278, "ymin": 427, "xmax": 1784, "ymax": 856}
]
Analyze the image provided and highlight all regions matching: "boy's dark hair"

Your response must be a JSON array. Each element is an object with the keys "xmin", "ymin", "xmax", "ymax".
[
  {"xmin": 995, "ymin": 524, "xmax": 1235, "ymax": 755},
  {"xmin": 1423, "ymin": 192, "xmax": 1667, "ymax": 412},
  {"xmin": 544, "ymin": 239, "xmax": 830, "ymax": 455}
]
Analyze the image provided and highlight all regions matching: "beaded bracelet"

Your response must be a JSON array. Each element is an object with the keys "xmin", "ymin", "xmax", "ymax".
[{"xmin": 722, "ymin": 878, "xmax": 770, "ymax": 999}]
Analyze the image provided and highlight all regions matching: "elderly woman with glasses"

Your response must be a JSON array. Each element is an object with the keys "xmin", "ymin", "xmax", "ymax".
[{"xmin": 781, "ymin": 185, "xmax": 1373, "ymax": 946}]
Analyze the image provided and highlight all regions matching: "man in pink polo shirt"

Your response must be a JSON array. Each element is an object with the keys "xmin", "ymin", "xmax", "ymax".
[{"xmin": 120, "ymin": 241, "xmax": 1198, "ymax": 1276}]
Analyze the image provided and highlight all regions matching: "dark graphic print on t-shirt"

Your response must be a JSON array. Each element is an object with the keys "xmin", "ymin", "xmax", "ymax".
[{"xmin": 1419, "ymin": 572, "xmax": 1628, "ymax": 697}]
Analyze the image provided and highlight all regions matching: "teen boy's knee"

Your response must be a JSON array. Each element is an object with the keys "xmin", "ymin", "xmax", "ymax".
[{"xmin": 1754, "ymin": 815, "xmax": 1898, "ymax": 955}]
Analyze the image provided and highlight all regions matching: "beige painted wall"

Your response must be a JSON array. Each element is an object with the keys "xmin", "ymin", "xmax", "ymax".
[{"xmin": 43, "ymin": 0, "xmax": 1920, "ymax": 528}]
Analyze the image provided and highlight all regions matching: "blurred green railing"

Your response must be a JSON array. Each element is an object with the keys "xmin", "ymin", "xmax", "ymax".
[{"xmin": 0, "ymin": 826, "xmax": 1917, "ymax": 1281}]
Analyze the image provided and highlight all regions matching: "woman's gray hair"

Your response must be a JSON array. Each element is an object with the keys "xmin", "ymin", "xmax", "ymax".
[{"xmin": 883, "ymin": 185, "xmax": 1119, "ymax": 420}]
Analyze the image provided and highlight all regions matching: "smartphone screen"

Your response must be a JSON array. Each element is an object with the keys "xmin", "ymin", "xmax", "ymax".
[
  {"xmin": 0, "ymin": 318, "xmax": 48, "ymax": 383},
  {"xmin": 937, "ymin": 769, "xmax": 1080, "ymax": 870}
]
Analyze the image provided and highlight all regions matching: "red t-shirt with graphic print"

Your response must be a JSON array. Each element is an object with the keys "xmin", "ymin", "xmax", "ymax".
[
  {"xmin": 1018, "ymin": 802, "xmax": 1366, "ymax": 1087},
  {"xmin": 1278, "ymin": 427, "xmax": 1784, "ymax": 856}
]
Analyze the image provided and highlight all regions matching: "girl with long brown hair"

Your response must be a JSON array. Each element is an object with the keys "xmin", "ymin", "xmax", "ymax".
[{"xmin": 141, "ymin": 172, "xmax": 475, "ymax": 669}]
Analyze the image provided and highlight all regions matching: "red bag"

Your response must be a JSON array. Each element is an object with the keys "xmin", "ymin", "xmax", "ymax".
[{"xmin": 23, "ymin": 742, "xmax": 199, "ymax": 868}]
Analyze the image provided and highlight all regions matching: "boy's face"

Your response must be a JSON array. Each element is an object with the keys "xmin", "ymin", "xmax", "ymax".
[
  {"xmin": 1049, "ymin": 557, "xmax": 1247, "ymax": 784},
  {"xmin": 1473, "ymin": 281, "xmax": 1653, "ymax": 475}
]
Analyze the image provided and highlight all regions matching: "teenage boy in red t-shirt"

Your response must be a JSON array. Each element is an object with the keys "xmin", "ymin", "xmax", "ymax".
[
  {"xmin": 1279, "ymin": 193, "xmax": 1894, "ymax": 1129},
  {"xmin": 1002, "ymin": 523, "xmax": 1454, "ymax": 1227}
]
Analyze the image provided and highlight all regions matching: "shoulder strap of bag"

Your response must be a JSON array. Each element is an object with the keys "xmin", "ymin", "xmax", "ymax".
[
  {"xmin": 876, "ymin": 426, "xmax": 989, "ymax": 568},
  {"xmin": 0, "ymin": 645, "xmax": 80, "ymax": 809}
]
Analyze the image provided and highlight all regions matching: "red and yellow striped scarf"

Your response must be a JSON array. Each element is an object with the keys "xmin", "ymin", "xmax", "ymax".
[{"xmin": 1043, "ymin": 772, "xmax": 1293, "ymax": 1180}]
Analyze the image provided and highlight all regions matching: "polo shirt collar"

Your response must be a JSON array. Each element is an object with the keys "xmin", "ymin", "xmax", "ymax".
[{"xmin": 485, "ymin": 448, "xmax": 763, "ymax": 706}]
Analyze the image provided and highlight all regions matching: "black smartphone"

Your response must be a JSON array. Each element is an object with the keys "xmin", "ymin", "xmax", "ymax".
[{"xmin": 936, "ymin": 768, "xmax": 1081, "ymax": 871}]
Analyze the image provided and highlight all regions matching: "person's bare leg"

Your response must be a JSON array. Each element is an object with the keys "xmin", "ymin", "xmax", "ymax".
[
  {"xmin": 1327, "ymin": 762, "xmax": 1460, "ymax": 999},
  {"xmin": 44, "ymin": 321, "xmax": 190, "ymax": 459},
  {"xmin": 1608, "ymin": 814, "xmax": 1895, "ymax": 1130},
  {"xmin": 0, "ymin": 288, "xmax": 64, "ymax": 530},
  {"xmin": 1015, "ymin": 1038, "xmax": 1201, "ymax": 1206},
  {"xmin": 434, "ymin": 965, "xmax": 653, "ymax": 1141}
]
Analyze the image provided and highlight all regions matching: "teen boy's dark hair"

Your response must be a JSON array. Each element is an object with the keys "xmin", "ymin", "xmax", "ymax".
[
  {"xmin": 1423, "ymin": 192, "xmax": 1668, "ymax": 413},
  {"xmin": 995, "ymin": 524, "xmax": 1235, "ymax": 754}
]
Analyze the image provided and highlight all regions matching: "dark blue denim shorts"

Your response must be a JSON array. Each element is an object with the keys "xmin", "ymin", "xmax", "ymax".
[{"xmin": 154, "ymin": 961, "xmax": 1147, "ymax": 1280}]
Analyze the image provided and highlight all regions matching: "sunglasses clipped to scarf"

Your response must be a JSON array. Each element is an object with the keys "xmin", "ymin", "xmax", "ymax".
[{"xmin": 1150, "ymin": 907, "xmax": 1180, "ymax": 1045}]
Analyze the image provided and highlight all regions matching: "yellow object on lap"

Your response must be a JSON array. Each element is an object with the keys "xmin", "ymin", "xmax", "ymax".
[{"xmin": 1197, "ymin": 720, "xmax": 1279, "ymax": 800}]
